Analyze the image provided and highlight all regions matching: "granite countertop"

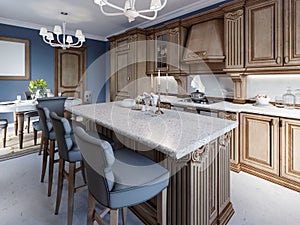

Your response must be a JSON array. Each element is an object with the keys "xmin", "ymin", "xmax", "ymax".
[
  {"xmin": 161, "ymin": 96, "xmax": 300, "ymax": 120},
  {"xmin": 70, "ymin": 102, "xmax": 237, "ymax": 159}
]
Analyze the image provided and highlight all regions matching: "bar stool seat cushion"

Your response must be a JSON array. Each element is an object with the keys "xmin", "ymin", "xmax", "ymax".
[
  {"xmin": 0, "ymin": 119, "xmax": 8, "ymax": 128},
  {"xmin": 108, "ymin": 148, "xmax": 169, "ymax": 209},
  {"xmin": 32, "ymin": 120, "xmax": 42, "ymax": 131}
]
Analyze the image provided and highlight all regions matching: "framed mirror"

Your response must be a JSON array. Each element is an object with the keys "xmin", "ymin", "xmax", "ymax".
[{"xmin": 0, "ymin": 36, "xmax": 30, "ymax": 80}]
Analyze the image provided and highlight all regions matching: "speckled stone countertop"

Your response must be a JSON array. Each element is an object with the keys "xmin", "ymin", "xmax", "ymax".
[
  {"xmin": 161, "ymin": 96, "xmax": 300, "ymax": 120},
  {"xmin": 70, "ymin": 102, "xmax": 237, "ymax": 159}
]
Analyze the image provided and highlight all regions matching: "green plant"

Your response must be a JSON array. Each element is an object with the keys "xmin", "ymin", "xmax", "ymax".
[{"xmin": 28, "ymin": 79, "xmax": 48, "ymax": 97}]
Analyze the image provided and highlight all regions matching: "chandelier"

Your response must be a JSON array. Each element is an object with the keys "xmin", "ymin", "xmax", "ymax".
[
  {"xmin": 39, "ymin": 13, "xmax": 85, "ymax": 50},
  {"xmin": 94, "ymin": 0, "xmax": 167, "ymax": 22}
]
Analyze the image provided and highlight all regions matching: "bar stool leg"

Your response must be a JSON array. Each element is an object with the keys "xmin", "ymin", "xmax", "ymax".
[
  {"xmin": 40, "ymin": 137, "xmax": 49, "ymax": 182},
  {"xmin": 2, "ymin": 126, "xmax": 7, "ymax": 148},
  {"xmin": 55, "ymin": 158, "xmax": 65, "ymax": 215},
  {"xmin": 157, "ymin": 188, "xmax": 167, "ymax": 225},
  {"xmin": 27, "ymin": 117, "xmax": 30, "ymax": 133},
  {"xmin": 47, "ymin": 140, "xmax": 55, "ymax": 197},
  {"xmin": 68, "ymin": 162, "xmax": 76, "ymax": 225}
]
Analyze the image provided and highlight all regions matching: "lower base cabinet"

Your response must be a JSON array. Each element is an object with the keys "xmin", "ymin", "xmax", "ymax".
[{"xmin": 239, "ymin": 113, "xmax": 300, "ymax": 192}]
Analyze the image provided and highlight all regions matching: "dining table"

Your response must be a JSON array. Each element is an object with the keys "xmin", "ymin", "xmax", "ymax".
[{"xmin": 0, "ymin": 98, "xmax": 82, "ymax": 149}]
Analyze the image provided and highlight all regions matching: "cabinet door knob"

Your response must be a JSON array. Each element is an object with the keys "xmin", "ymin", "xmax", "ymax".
[
  {"xmin": 284, "ymin": 56, "xmax": 290, "ymax": 64},
  {"xmin": 127, "ymin": 76, "xmax": 131, "ymax": 81},
  {"xmin": 276, "ymin": 56, "xmax": 281, "ymax": 64}
]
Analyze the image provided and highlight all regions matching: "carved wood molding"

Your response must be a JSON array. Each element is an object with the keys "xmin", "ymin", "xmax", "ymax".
[
  {"xmin": 110, "ymin": 41, "xmax": 116, "ymax": 49},
  {"xmin": 169, "ymin": 27, "xmax": 179, "ymax": 37},
  {"xmin": 191, "ymin": 145, "xmax": 209, "ymax": 163},
  {"xmin": 128, "ymin": 34, "xmax": 138, "ymax": 42},
  {"xmin": 219, "ymin": 132, "xmax": 232, "ymax": 147},
  {"xmin": 225, "ymin": 9, "xmax": 244, "ymax": 20}
]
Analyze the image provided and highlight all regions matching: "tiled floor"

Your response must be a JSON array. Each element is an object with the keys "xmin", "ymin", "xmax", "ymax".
[{"xmin": 1, "ymin": 152, "xmax": 300, "ymax": 225}]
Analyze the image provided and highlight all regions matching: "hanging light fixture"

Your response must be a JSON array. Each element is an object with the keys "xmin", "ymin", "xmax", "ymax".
[
  {"xmin": 39, "ymin": 12, "xmax": 85, "ymax": 50},
  {"xmin": 94, "ymin": 0, "xmax": 167, "ymax": 23}
]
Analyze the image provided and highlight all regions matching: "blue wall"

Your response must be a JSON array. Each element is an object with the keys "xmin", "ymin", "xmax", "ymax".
[{"xmin": 0, "ymin": 23, "xmax": 108, "ymax": 122}]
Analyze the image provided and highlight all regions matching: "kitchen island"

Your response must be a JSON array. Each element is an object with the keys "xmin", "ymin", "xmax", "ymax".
[{"xmin": 70, "ymin": 102, "xmax": 238, "ymax": 225}]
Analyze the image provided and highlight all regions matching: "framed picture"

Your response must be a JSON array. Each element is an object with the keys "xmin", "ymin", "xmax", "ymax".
[{"xmin": 0, "ymin": 36, "xmax": 30, "ymax": 80}]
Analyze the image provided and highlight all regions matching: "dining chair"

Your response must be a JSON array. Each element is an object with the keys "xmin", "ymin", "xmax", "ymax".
[
  {"xmin": 37, "ymin": 96, "xmax": 67, "ymax": 197},
  {"xmin": 50, "ymin": 112, "xmax": 87, "ymax": 225},
  {"xmin": 24, "ymin": 91, "xmax": 40, "ymax": 133},
  {"xmin": 0, "ymin": 119, "xmax": 8, "ymax": 148},
  {"xmin": 74, "ymin": 126, "xmax": 169, "ymax": 225}
]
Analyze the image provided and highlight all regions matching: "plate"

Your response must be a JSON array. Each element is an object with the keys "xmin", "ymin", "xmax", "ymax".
[{"xmin": 253, "ymin": 103, "xmax": 273, "ymax": 107}]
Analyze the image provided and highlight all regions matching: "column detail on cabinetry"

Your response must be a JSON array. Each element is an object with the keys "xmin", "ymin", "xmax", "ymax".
[
  {"xmin": 224, "ymin": 9, "xmax": 244, "ymax": 69},
  {"xmin": 229, "ymin": 73, "xmax": 247, "ymax": 104}
]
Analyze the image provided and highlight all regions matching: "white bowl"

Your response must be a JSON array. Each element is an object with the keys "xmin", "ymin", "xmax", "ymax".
[
  {"xmin": 120, "ymin": 98, "xmax": 136, "ymax": 108},
  {"xmin": 256, "ymin": 97, "xmax": 270, "ymax": 105}
]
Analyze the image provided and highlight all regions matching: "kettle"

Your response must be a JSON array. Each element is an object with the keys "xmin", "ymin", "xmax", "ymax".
[{"xmin": 190, "ymin": 90, "xmax": 206, "ymax": 103}]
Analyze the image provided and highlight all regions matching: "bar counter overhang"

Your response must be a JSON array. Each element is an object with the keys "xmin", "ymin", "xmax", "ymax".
[{"xmin": 69, "ymin": 102, "xmax": 238, "ymax": 225}]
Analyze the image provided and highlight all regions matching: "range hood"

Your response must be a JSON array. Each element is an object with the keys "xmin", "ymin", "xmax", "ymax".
[{"xmin": 182, "ymin": 19, "xmax": 225, "ymax": 64}]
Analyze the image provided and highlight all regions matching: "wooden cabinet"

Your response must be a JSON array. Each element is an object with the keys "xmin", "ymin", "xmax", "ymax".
[
  {"xmin": 109, "ymin": 29, "xmax": 147, "ymax": 101},
  {"xmin": 284, "ymin": 0, "xmax": 300, "ymax": 66},
  {"xmin": 218, "ymin": 111, "xmax": 241, "ymax": 172},
  {"xmin": 146, "ymin": 21, "xmax": 188, "ymax": 75},
  {"xmin": 244, "ymin": 0, "xmax": 300, "ymax": 68},
  {"xmin": 280, "ymin": 118, "xmax": 300, "ymax": 183},
  {"xmin": 245, "ymin": 0, "xmax": 283, "ymax": 67},
  {"xmin": 240, "ymin": 113, "xmax": 280, "ymax": 175},
  {"xmin": 239, "ymin": 113, "xmax": 300, "ymax": 192}
]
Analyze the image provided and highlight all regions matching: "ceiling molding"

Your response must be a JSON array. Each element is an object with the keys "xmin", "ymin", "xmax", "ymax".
[
  {"xmin": 0, "ymin": 17, "xmax": 107, "ymax": 42},
  {"xmin": 137, "ymin": 0, "xmax": 225, "ymax": 29}
]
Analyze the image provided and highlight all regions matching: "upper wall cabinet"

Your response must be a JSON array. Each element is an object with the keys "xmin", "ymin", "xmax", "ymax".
[
  {"xmin": 146, "ymin": 21, "xmax": 188, "ymax": 75},
  {"xmin": 245, "ymin": 0, "xmax": 300, "ymax": 68},
  {"xmin": 109, "ymin": 29, "xmax": 147, "ymax": 101},
  {"xmin": 284, "ymin": 0, "xmax": 300, "ymax": 66},
  {"xmin": 245, "ymin": 0, "xmax": 283, "ymax": 67}
]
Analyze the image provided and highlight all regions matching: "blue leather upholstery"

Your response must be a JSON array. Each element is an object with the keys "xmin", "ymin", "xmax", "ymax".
[
  {"xmin": 74, "ymin": 127, "xmax": 170, "ymax": 209},
  {"xmin": 50, "ymin": 112, "xmax": 82, "ymax": 163}
]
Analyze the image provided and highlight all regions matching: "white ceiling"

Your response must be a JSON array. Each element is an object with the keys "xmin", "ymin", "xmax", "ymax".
[{"xmin": 0, "ymin": 0, "xmax": 226, "ymax": 41}]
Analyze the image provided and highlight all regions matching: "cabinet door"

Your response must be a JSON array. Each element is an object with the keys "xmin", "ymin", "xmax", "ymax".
[
  {"xmin": 284, "ymin": 0, "xmax": 300, "ymax": 66},
  {"xmin": 146, "ymin": 34, "xmax": 155, "ymax": 75},
  {"xmin": 155, "ymin": 32, "xmax": 168, "ymax": 71},
  {"xmin": 110, "ymin": 40, "xmax": 135, "ymax": 101},
  {"xmin": 245, "ymin": 0, "xmax": 283, "ymax": 67},
  {"xmin": 281, "ymin": 118, "xmax": 300, "ymax": 183},
  {"xmin": 240, "ymin": 113, "xmax": 279, "ymax": 175}
]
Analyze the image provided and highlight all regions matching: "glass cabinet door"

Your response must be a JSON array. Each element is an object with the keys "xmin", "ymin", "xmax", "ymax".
[{"xmin": 156, "ymin": 33, "xmax": 168, "ymax": 69}]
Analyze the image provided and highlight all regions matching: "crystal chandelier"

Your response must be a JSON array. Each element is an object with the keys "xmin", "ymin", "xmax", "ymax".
[
  {"xmin": 39, "ymin": 12, "xmax": 85, "ymax": 50},
  {"xmin": 94, "ymin": 0, "xmax": 167, "ymax": 23}
]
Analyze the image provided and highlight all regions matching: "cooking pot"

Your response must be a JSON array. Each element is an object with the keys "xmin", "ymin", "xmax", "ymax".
[{"xmin": 190, "ymin": 90, "xmax": 206, "ymax": 103}]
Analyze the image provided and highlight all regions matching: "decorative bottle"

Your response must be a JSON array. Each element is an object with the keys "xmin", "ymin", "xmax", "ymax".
[
  {"xmin": 294, "ymin": 89, "xmax": 300, "ymax": 108},
  {"xmin": 282, "ymin": 87, "xmax": 295, "ymax": 109}
]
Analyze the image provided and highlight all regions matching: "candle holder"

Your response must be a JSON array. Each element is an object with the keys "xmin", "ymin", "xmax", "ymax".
[{"xmin": 155, "ymin": 84, "xmax": 164, "ymax": 115}]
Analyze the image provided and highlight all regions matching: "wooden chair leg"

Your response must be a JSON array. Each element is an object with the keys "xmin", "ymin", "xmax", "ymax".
[
  {"xmin": 55, "ymin": 158, "xmax": 65, "ymax": 215},
  {"xmin": 80, "ymin": 161, "xmax": 87, "ymax": 184},
  {"xmin": 2, "ymin": 127, "xmax": 7, "ymax": 148},
  {"xmin": 110, "ymin": 209, "xmax": 119, "ymax": 225},
  {"xmin": 68, "ymin": 162, "xmax": 76, "ymax": 225},
  {"xmin": 157, "ymin": 188, "xmax": 167, "ymax": 225},
  {"xmin": 87, "ymin": 191, "xmax": 96, "ymax": 225},
  {"xmin": 122, "ymin": 207, "xmax": 127, "ymax": 225},
  {"xmin": 47, "ymin": 140, "xmax": 55, "ymax": 197},
  {"xmin": 40, "ymin": 138, "xmax": 49, "ymax": 182},
  {"xmin": 38, "ymin": 135, "xmax": 44, "ymax": 155},
  {"xmin": 14, "ymin": 112, "xmax": 18, "ymax": 136},
  {"xmin": 27, "ymin": 117, "xmax": 30, "ymax": 133},
  {"xmin": 34, "ymin": 129, "xmax": 37, "ymax": 145}
]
